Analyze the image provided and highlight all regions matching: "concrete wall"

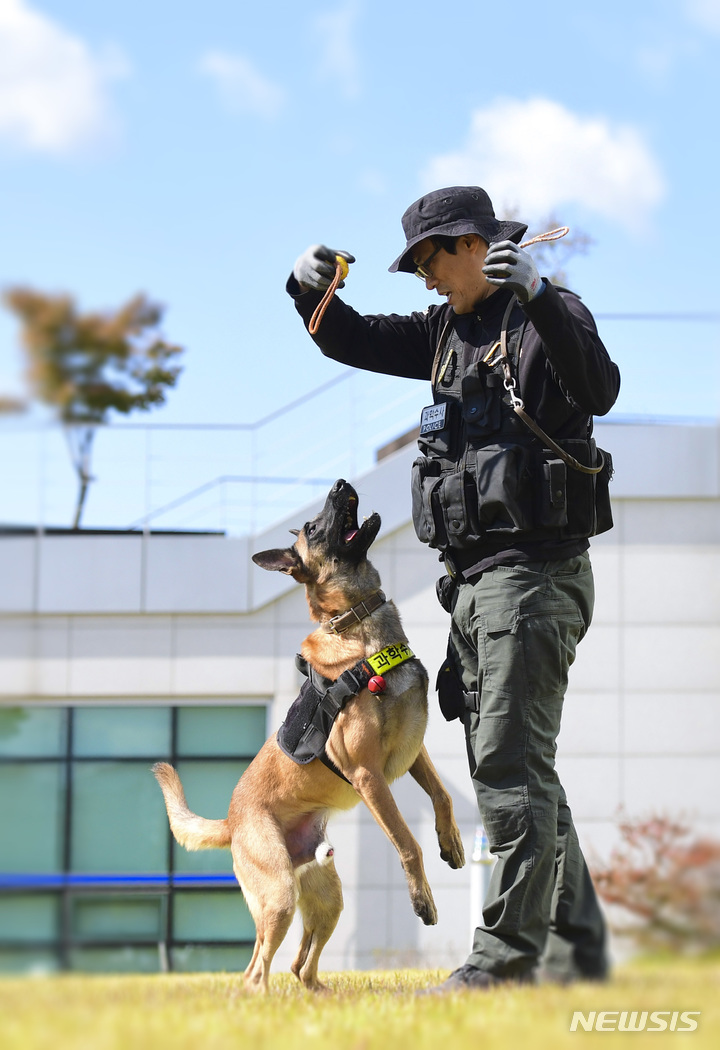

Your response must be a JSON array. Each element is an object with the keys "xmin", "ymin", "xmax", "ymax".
[{"xmin": 1, "ymin": 420, "xmax": 719, "ymax": 970}]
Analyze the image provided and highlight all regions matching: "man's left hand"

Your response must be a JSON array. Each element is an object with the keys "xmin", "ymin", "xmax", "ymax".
[{"xmin": 483, "ymin": 240, "xmax": 544, "ymax": 304}]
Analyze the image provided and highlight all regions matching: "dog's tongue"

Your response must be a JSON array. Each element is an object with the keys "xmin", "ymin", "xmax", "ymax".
[{"xmin": 343, "ymin": 528, "xmax": 359, "ymax": 543}]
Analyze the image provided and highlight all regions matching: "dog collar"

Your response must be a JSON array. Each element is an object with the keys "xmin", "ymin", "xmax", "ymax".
[{"xmin": 323, "ymin": 589, "xmax": 386, "ymax": 635}]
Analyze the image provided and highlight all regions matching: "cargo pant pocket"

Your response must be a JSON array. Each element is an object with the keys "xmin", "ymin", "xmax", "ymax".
[
  {"xmin": 480, "ymin": 604, "xmax": 583, "ymax": 704},
  {"xmin": 480, "ymin": 607, "xmax": 526, "ymax": 701}
]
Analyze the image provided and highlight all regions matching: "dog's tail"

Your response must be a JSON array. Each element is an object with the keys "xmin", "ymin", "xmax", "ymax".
[{"xmin": 152, "ymin": 762, "xmax": 231, "ymax": 851}]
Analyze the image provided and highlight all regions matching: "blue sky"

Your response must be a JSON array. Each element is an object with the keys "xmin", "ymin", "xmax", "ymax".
[{"xmin": 1, "ymin": 0, "xmax": 719, "ymax": 507}]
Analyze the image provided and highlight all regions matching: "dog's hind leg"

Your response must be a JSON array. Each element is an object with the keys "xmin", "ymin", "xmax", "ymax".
[
  {"xmin": 232, "ymin": 822, "xmax": 297, "ymax": 994},
  {"xmin": 243, "ymin": 935, "xmax": 261, "ymax": 984},
  {"xmin": 291, "ymin": 857, "xmax": 343, "ymax": 992},
  {"xmin": 409, "ymin": 745, "xmax": 466, "ymax": 870},
  {"xmin": 238, "ymin": 878, "xmax": 296, "ymax": 994},
  {"xmin": 246, "ymin": 906, "xmax": 295, "ymax": 994}
]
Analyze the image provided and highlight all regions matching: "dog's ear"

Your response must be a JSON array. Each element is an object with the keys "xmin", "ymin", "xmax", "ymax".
[{"xmin": 252, "ymin": 546, "xmax": 307, "ymax": 578}]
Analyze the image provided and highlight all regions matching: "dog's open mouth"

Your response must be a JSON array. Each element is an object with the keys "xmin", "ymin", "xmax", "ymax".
[
  {"xmin": 342, "ymin": 495, "xmax": 360, "ymax": 544},
  {"xmin": 338, "ymin": 489, "xmax": 380, "ymax": 554}
]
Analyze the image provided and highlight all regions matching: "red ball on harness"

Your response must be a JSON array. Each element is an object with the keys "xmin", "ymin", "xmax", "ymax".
[{"xmin": 368, "ymin": 675, "xmax": 386, "ymax": 694}]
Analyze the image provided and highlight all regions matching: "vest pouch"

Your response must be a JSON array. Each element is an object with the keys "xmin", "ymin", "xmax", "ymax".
[
  {"xmin": 277, "ymin": 680, "xmax": 334, "ymax": 765},
  {"xmin": 440, "ymin": 471, "xmax": 481, "ymax": 547},
  {"xmin": 411, "ymin": 456, "xmax": 447, "ymax": 547},
  {"xmin": 474, "ymin": 444, "xmax": 534, "ymax": 533},
  {"xmin": 593, "ymin": 447, "xmax": 614, "ymax": 535},
  {"xmin": 561, "ymin": 438, "xmax": 597, "ymax": 538},
  {"xmin": 461, "ymin": 365, "xmax": 501, "ymax": 438},
  {"xmin": 538, "ymin": 458, "xmax": 568, "ymax": 529}
]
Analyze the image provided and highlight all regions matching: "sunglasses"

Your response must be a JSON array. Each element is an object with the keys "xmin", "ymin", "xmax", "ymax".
[{"xmin": 413, "ymin": 242, "xmax": 442, "ymax": 281}]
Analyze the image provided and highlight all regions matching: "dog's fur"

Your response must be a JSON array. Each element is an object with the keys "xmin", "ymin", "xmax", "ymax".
[{"xmin": 153, "ymin": 480, "xmax": 464, "ymax": 992}]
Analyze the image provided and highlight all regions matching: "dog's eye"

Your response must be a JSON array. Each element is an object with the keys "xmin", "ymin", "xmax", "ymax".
[{"xmin": 305, "ymin": 523, "xmax": 317, "ymax": 537}]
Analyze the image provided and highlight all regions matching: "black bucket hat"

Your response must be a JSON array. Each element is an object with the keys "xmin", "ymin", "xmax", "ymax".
[{"xmin": 388, "ymin": 186, "xmax": 528, "ymax": 274}]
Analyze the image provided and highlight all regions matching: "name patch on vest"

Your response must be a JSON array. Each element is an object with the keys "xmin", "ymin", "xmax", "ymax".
[{"xmin": 420, "ymin": 402, "xmax": 447, "ymax": 435}]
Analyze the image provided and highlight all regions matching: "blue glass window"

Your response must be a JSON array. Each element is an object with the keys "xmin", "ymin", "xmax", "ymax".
[{"xmin": 0, "ymin": 701, "xmax": 267, "ymax": 973}]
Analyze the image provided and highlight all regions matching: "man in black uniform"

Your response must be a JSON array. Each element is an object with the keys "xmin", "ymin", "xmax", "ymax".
[{"xmin": 287, "ymin": 186, "xmax": 620, "ymax": 991}]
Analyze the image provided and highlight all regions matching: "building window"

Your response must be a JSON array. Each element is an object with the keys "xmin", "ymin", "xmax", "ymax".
[{"xmin": 0, "ymin": 703, "xmax": 267, "ymax": 974}]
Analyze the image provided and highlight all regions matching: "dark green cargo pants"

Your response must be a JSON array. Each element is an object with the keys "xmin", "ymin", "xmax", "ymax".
[{"xmin": 449, "ymin": 554, "xmax": 608, "ymax": 981}]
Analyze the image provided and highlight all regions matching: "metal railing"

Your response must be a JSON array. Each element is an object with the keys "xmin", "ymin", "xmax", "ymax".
[
  {"xmin": 2, "ymin": 312, "xmax": 718, "ymax": 536},
  {"xmin": 0, "ymin": 367, "xmax": 429, "ymax": 536}
]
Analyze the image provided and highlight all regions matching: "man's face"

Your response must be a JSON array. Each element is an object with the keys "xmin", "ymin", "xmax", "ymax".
[{"xmin": 412, "ymin": 235, "xmax": 497, "ymax": 314}]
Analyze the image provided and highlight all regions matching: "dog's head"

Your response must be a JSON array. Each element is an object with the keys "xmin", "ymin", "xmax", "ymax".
[{"xmin": 252, "ymin": 479, "xmax": 381, "ymax": 586}]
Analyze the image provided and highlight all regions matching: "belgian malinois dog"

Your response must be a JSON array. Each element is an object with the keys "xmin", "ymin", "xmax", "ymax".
[{"xmin": 153, "ymin": 479, "xmax": 464, "ymax": 993}]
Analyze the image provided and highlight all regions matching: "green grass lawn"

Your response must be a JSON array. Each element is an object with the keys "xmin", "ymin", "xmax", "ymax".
[{"xmin": 1, "ymin": 959, "xmax": 718, "ymax": 1050}]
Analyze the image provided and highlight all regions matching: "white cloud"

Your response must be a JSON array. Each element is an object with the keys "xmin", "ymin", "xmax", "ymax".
[
  {"xmin": 313, "ymin": 1, "xmax": 361, "ymax": 100},
  {"xmin": 686, "ymin": 0, "xmax": 720, "ymax": 32},
  {"xmin": 199, "ymin": 51, "xmax": 285, "ymax": 119},
  {"xmin": 0, "ymin": 0, "xmax": 127, "ymax": 155},
  {"xmin": 421, "ymin": 98, "xmax": 666, "ymax": 233}
]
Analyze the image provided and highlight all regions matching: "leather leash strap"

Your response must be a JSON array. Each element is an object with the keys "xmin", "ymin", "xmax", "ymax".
[
  {"xmin": 519, "ymin": 226, "xmax": 569, "ymax": 249},
  {"xmin": 499, "ymin": 295, "xmax": 604, "ymax": 476},
  {"xmin": 309, "ymin": 259, "xmax": 345, "ymax": 335}
]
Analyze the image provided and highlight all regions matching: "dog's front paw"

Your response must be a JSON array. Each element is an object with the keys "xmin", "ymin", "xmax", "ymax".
[
  {"xmin": 412, "ymin": 887, "xmax": 438, "ymax": 926},
  {"xmin": 439, "ymin": 824, "xmax": 466, "ymax": 869}
]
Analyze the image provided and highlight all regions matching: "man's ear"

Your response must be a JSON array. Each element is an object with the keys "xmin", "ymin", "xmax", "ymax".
[
  {"xmin": 460, "ymin": 233, "xmax": 483, "ymax": 254},
  {"xmin": 252, "ymin": 546, "xmax": 307, "ymax": 578}
]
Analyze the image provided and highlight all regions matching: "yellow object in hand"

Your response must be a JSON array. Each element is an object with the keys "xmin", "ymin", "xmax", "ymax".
[{"xmin": 335, "ymin": 255, "xmax": 349, "ymax": 280}]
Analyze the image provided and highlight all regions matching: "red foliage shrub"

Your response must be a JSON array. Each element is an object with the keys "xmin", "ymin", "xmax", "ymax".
[{"xmin": 592, "ymin": 814, "xmax": 720, "ymax": 953}]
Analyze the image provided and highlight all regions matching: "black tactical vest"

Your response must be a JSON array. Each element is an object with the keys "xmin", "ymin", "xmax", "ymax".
[{"xmin": 410, "ymin": 302, "xmax": 612, "ymax": 553}]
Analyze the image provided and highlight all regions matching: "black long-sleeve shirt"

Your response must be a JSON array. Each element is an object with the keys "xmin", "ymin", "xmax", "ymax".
[{"xmin": 288, "ymin": 275, "xmax": 620, "ymax": 571}]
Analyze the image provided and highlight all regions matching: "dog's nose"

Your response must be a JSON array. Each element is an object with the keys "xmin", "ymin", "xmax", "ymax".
[{"xmin": 332, "ymin": 479, "xmax": 346, "ymax": 494}]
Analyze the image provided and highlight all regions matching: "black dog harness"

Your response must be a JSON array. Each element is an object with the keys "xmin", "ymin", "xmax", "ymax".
[{"xmin": 277, "ymin": 644, "xmax": 415, "ymax": 783}]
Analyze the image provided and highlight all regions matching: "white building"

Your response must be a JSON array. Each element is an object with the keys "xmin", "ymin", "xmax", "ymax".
[{"xmin": 1, "ymin": 420, "xmax": 718, "ymax": 974}]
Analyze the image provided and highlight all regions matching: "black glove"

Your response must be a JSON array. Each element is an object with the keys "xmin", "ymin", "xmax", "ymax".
[
  {"xmin": 293, "ymin": 244, "xmax": 355, "ymax": 292},
  {"xmin": 483, "ymin": 239, "xmax": 544, "ymax": 304}
]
